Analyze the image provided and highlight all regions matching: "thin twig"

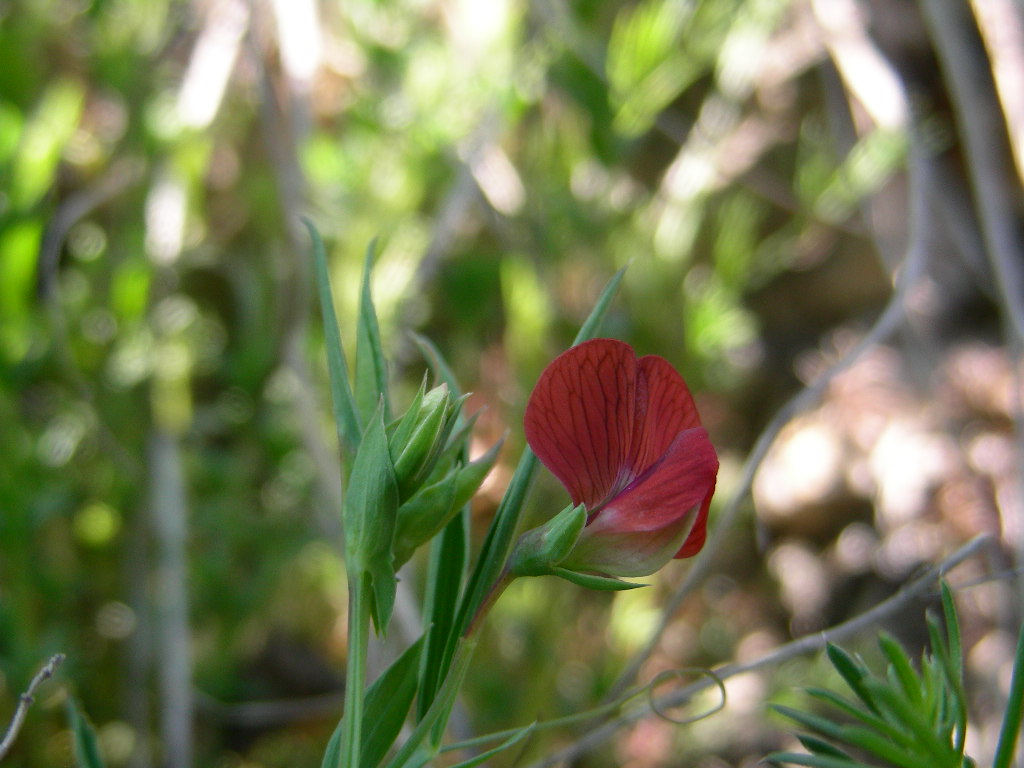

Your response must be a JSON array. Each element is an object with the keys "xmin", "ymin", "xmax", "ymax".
[
  {"xmin": 148, "ymin": 431, "xmax": 194, "ymax": 768},
  {"xmin": 607, "ymin": 113, "xmax": 935, "ymax": 701},
  {"xmin": 920, "ymin": 0, "xmax": 1024, "ymax": 348},
  {"xmin": 920, "ymin": 0, "xmax": 1024, "ymax": 602},
  {"xmin": 0, "ymin": 654, "xmax": 66, "ymax": 761},
  {"xmin": 527, "ymin": 535, "xmax": 993, "ymax": 768}
]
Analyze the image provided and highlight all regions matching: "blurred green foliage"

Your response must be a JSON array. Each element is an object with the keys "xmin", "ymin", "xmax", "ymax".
[{"xmin": 0, "ymin": 0, "xmax": 938, "ymax": 765}]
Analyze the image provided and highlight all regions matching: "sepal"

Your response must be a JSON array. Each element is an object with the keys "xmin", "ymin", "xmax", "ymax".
[
  {"xmin": 551, "ymin": 566, "xmax": 645, "ymax": 591},
  {"xmin": 508, "ymin": 504, "xmax": 587, "ymax": 577}
]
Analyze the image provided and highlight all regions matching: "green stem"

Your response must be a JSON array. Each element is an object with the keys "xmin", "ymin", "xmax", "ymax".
[
  {"xmin": 464, "ymin": 569, "xmax": 513, "ymax": 638},
  {"xmin": 440, "ymin": 681, "xmax": 650, "ymax": 754},
  {"xmin": 992, "ymin": 618, "xmax": 1024, "ymax": 768},
  {"xmin": 341, "ymin": 569, "xmax": 371, "ymax": 768}
]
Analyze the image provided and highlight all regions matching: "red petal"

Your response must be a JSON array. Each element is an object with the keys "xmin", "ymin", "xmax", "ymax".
[
  {"xmin": 561, "ymin": 428, "xmax": 718, "ymax": 577},
  {"xmin": 524, "ymin": 339, "xmax": 638, "ymax": 509},
  {"xmin": 628, "ymin": 355, "xmax": 702, "ymax": 477},
  {"xmin": 591, "ymin": 427, "xmax": 718, "ymax": 533},
  {"xmin": 674, "ymin": 481, "xmax": 714, "ymax": 558}
]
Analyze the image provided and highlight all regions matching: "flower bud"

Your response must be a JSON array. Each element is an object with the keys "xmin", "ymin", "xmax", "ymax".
[
  {"xmin": 389, "ymin": 383, "xmax": 464, "ymax": 500},
  {"xmin": 392, "ymin": 438, "xmax": 502, "ymax": 567}
]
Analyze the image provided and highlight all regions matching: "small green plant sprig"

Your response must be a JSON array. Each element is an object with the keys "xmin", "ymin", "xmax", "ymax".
[
  {"xmin": 767, "ymin": 581, "xmax": 1024, "ymax": 768},
  {"xmin": 308, "ymin": 224, "xmax": 633, "ymax": 768}
]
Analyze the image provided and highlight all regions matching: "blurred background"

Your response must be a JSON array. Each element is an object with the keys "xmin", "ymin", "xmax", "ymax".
[{"xmin": 0, "ymin": 0, "xmax": 1021, "ymax": 766}]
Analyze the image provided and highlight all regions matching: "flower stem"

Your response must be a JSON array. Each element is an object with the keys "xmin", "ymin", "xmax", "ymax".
[
  {"xmin": 464, "ymin": 568, "xmax": 513, "ymax": 638},
  {"xmin": 341, "ymin": 569, "xmax": 371, "ymax": 768}
]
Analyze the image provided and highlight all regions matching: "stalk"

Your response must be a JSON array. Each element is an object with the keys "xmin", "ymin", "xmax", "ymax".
[{"xmin": 341, "ymin": 571, "xmax": 371, "ymax": 768}]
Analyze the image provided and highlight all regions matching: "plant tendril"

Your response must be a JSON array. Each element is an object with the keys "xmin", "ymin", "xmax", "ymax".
[{"xmin": 648, "ymin": 667, "xmax": 727, "ymax": 725}]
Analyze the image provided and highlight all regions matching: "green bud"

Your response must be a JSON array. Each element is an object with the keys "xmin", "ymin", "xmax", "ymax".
[
  {"xmin": 392, "ymin": 437, "xmax": 503, "ymax": 567},
  {"xmin": 391, "ymin": 383, "xmax": 456, "ymax": 500},
  {"xmin": 388, "ymin": 377, "xmax": 427, "ymax": 451},
  {"xmin": 508, "ymin": 504, "xmax": 587, "ymax": 578}
]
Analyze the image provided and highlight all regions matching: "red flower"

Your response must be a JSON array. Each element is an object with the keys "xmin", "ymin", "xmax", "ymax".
[{"xmin": 524, "ymin": 338, "xmax": 718, "ymax": 577}]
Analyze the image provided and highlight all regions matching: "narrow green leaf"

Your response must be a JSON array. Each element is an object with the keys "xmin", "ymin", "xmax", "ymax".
[
  {"xmin": 453, "ymin": 449, "xmax": 537, "ymax": 640},
  {"xmin": 67, "ymin": 698, "xmax": 107, "ymax": 768},
  {"xmin": 410, "ymin": 333, "xmax": 461, "ymax": 396},
  {"xmin": 306, "ymin": 220, "xmax": 362, "ymax": 454},
  {"xmin": 796, "ymin": 734, "xmax": 855, "ymax": 761},
  {"xmin": 321, "ymin": 719, "xmax": 343, "ymax": 768},
  {"xmin": 804, "ymin": 688, "xmax": 910, "ymax": 745},
  {"xmin": 764, "ymin": 751, "xmax": 868, "ymax": 768},
  {"xmin": 345, "ymin": 403, "xmax": 399, "ymax": 633},
  {"xmin": 447, "ymin": 722, "xmax": 537, "ymax": 768},
  {"xmin": 992, "ymin": 617, "xmax": 1024, "ymax": 768},
  {"xmin": 940, "ymin": 582, "xmax": 963, "ymax": 683},
  {"xmin": 772, "ymin": 704, "xmax": 919, "ymax": 768},
  {"xmin": 449, "ymin": 439, "xmax": 502, "ymax": 510},
  {"xmin": 826, "ymin": 644, "xmax": 881, "ymax": 715},
  {"xmin": 878, "ymin": 633, "xmax": 923, "ymax": 706},
  {"xmin": 831, "ymin": 726, "xmax": 922, "ymax": 768},
  {"xmin": 355, "ymin": 239, "xmax": 391, "ymax": 425},
  {"xmin": 862, "ymin": 679, "xmax": 960, "ymax": 767},
  {"xmin": 572, "ymin": 264, "xmax": 627, "ymax": 344},
  {"xmin": 417, "ymin": 511, "xmax": 469, "ymax": 721},
  {"xmin": 361, "ymin": 637, "xmax": 426, "ymax": 768},
  {"xmin": 938, "ymin": 579, "xmax": 969, "ymax": 761},
  {"xmin": 384, "ymin": 638, "xmax": 479, "ymax": 768},
  {"xmin": 927, "ymin": 608, "xmax": 968, "ymax": 755}
]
